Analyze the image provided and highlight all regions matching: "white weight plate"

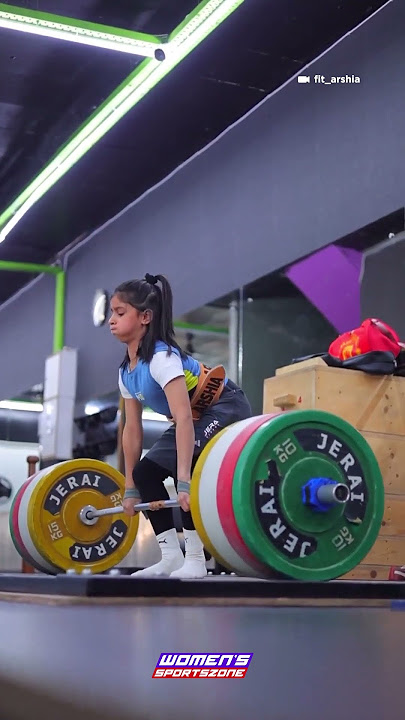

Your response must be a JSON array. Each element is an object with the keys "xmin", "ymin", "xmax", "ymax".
[{"xmin": 198, "ymin": 416, "xmax": 269, "ymax": 577}]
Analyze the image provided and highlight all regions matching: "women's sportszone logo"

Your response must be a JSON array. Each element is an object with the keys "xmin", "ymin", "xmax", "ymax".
[{"xmin": 152, "ymin": 653, "xmax": 253, "ymax": 678}]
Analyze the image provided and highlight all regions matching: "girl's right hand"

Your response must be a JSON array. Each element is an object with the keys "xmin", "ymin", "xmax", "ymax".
[{"xmin": 122, "ymin": 497, "xmax": 141, "ymax": 517}]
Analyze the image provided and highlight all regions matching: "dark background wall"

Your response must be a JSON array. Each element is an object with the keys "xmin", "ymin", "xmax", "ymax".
[
  {"xmin": 0, "ymin": 0, "xmax": 403, "ymax": 403},
  {"xmin": 0, "ymin": 410, "xmax": 38, "ymax": 444},
  {"xmin": 361, "ymin": 230, "xmax": 405, "ymax": 336}
]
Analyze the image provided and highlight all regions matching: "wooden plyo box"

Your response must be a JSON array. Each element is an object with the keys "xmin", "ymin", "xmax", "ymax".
[{"xmin": 262, "ymin": 357, "xmax": 405, "ymax": 580}]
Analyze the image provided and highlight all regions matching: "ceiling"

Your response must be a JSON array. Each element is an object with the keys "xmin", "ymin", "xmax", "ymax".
[{"xmin": 0, "ymin": 0, "xmax": 393, "ymax": 303}]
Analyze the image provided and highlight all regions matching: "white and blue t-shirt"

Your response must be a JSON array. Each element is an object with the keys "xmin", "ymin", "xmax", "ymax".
[{"xmin": 118, "ymin": 341, "xmax": 202, "ymax": 416}]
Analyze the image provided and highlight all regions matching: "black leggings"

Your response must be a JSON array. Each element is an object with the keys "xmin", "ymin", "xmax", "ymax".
[{"xmin": 132, "ymin": 456, "xmax": 195, "ymax": 535}]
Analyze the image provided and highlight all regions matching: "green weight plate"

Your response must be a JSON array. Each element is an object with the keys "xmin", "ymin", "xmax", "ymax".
[{"xmin": 232, "ymin": 409, "xmax": 384, "ymax": 581}]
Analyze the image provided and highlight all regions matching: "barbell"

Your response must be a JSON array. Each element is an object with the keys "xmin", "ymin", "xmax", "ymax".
[
  {"xmin": 9, "ymin": 409, "xmax": 385, "ymax": 580},
  {"xmin": 81, "ymin": 480, "xmax": 350, "ymax": 525}
]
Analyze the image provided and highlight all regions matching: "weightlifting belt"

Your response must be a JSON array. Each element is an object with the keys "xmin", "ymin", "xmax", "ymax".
[
  {"xmin": 189, "ymin": 363, "xmax": 226, "ymax": 420},
  {"xmin": 166, "ymin": 363, "xmax": 226, "ymax": 422}
]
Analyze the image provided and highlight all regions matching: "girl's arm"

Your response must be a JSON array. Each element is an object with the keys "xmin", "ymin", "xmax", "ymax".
[
  {"xmin": 164, "ymin": 377, "xmax": 195, "ymax": 508},
  {"xmin": 122, "ymin": 397, "xmax": 144, "ymax": 489}
]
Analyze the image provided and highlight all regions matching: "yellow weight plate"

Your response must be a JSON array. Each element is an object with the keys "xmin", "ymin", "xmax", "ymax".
[
  {"xmin": 190, "ymin": 428, "xmax": 234, "ymax": 571},
  {"xmin": 27, "ymin": 459, "xmax": 139, "ymax": 573}
]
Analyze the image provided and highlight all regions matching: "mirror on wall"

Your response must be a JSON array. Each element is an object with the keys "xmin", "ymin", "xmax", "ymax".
[{"xmin": 183, "ymin": 269, "xmax": 338, "ymax": 415}]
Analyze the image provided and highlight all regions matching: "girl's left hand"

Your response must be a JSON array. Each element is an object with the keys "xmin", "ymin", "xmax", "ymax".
[{"xmin": 178, "ymin": 491, "xmax": 190, "ymax": 512}]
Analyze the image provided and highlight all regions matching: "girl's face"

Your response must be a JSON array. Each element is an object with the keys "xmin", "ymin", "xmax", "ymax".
[{"xmin": 109, "ymin": 294, "xmax": 151, "ymax": 343}]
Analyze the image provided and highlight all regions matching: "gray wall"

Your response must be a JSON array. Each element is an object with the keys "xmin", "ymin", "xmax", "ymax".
[{"xmin": 0, "ymin": 0, "xmax": 403, "ymax": 403}]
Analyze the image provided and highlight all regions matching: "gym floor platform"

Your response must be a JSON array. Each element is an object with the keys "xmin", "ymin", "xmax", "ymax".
[{"xmin": 0, "ymin": 576, "xmax": 404, "ymax": 720}]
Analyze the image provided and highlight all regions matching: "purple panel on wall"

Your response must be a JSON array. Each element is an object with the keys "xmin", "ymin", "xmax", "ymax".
[
  {"xmin": 285, "ymin": 245, "xmax": 362, "ymax": 333},
  {"xmin": 341, "ymin": 247, "xmax": 363, "ymax": 273}
]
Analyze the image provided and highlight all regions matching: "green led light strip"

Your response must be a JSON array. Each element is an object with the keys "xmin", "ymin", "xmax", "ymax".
[
  {"xmin": 0, "ymin": 3, "xmax": 165, "ymax": 58},
  {"xmin": 175, "ymin": 321, "xmax": 228, "ymax": 335},
  {"xmin": 0, "ymin": 0, "xmax": 244, "ymax": 245},
  {"xmin": 0, "ymin": 260, "xmax": 65, "ymax": 352}
]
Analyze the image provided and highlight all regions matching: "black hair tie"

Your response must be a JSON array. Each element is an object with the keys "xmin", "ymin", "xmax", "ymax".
[{"xmin": 145, "ymin": 273, "xmax": 158, "ymax": 285}]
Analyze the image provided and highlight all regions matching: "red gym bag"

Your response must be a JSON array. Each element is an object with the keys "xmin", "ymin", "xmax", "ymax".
[{"xmin": 329, "ymin": 318, "xmax": 405, "ymax": 361}]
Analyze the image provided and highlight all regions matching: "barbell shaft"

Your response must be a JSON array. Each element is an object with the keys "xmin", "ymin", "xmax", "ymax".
[
  {"xmin": 86, "ymin": 498, "xmax": 180, "ymax": 519},
  {"xmin": 316, "ymin": 483, "xmax": 349, "ymax": 505},
  {"xmin": 84, "ymin": 482, "xmax": 349, "ymax": 523}
]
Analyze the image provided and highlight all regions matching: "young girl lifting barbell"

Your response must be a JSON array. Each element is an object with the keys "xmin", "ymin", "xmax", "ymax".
[{"xmin": 109, "ymin": 273, "xmax": 252, "ymax": 578}]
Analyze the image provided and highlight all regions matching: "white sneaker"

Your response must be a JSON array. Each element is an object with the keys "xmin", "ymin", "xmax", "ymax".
[
  {"xmin": 131, "ymin": 529, "xmax": 184, "ymax": 577},
  {"xmin": 170, "ymin": 529, "xmax": 207, "ymax": 579}
]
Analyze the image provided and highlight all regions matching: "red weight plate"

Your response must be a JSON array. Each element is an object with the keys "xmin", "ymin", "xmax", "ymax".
[{"xmin": 217, "ymin": 413, "xmax": 280, "ymax": 570}]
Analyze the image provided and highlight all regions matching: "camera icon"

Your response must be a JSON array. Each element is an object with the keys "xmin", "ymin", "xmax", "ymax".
[{"xmin": 298, "ymin": 76, "xmax": 311, "ymax": 83}]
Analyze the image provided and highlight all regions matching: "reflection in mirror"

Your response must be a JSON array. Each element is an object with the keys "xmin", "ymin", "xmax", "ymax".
[
  {"xmin": 174, "ymin": 305, "xmax": 229, "ymax": 370},
  {"xmin": 240, "ymin": 269, "xmax": 337, "ymax": 414}
]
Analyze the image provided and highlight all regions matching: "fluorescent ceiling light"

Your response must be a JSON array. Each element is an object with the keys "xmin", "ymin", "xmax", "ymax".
[
  {"xmin": 0, "ymin": 400, "xmax": 43, "ymax": 412},
  {"xmin": 0, "ymin": 0, "xmax": 244, "ymax": 244},
  {"xmin": 85, "ymin": 403, "xmax": 168, "ymax": 422},
  {"xmin": 142, "ymin": 410, "xmax": 170, "ymax": 423},
  {"xmin": 170, "ymin": 0, "xmax": 241, "ymax": 49},
  {"xmin": 0, "ymin": 3, "xmax": 164, "ymax": 58},
  {"xmin": 84, "ymin": 403, "xmax": 102, "ymax": 416}
]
